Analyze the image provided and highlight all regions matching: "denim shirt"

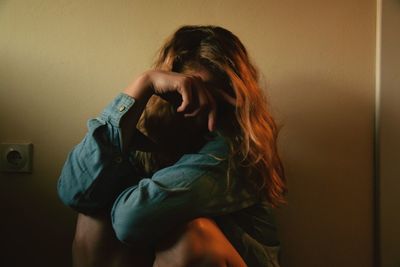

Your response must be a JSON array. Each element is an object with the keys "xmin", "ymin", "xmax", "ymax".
[{"xmin": 57, "ymin": 93, "xmax": 281, "ymax": 267}]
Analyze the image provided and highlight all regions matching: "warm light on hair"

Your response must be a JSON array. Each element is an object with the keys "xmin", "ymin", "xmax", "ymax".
[{"xmin": 141, "ymin": 25, "xmax": 287, "ymax": 207}]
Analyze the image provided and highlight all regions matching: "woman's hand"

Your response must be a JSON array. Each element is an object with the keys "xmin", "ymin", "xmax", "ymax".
[{"xmin": 124, "ymin": 70, "xmax": 217, "ymax": 132}]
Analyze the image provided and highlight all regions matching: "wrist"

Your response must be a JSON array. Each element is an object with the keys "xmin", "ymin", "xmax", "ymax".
[{"xmin": 123, "ymin": 71, "xmax": 154, "ymax": 101}]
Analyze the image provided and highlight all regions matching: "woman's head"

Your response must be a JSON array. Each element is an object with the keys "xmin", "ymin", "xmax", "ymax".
[
  {"xmin": 155, "ymin": 26, "xmax": 246, "ymax": 114},
  {"xmin": 141, "ymin": 25, "xmax": 286, "ymax": 206}
]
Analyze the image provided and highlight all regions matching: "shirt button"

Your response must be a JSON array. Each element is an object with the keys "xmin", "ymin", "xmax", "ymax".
[
  {"xmin": 114, "ymin": 156, "xmax": 123, "ymax": 163},
  {"xmin": 119, "ymin": 105, "xmax": 126, "ymax": 112}
]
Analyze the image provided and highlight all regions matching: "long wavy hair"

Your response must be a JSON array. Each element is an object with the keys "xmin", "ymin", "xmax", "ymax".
[{"xmin": 137, "ymin": 25, "xmax": 286, "ymax": 207}]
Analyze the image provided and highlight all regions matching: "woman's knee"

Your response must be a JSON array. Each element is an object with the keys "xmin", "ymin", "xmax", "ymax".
[
  {"xmin": 181, "ymin": 218, "xmax": 226, "ymax": 266},
  {"xmin": 185, "ymin": 217, "xmax": 219, "ymax": 235},
  {"xmin": 155, "ymin": 218, "xmax": 243, "ymax": 267}
]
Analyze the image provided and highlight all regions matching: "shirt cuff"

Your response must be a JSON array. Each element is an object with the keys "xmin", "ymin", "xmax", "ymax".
[{"xmin": 99, "ymin": 92, "xmax": 136, "ymax": 127}]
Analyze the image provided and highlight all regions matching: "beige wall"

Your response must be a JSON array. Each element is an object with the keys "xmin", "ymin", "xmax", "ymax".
[
  {"xmin": 0, "ymin": 1, "xmax": 375, "ymax": 266},
  {"xmin": 379, "ymin": 0, "xmax": 400, "ymax": 266}
]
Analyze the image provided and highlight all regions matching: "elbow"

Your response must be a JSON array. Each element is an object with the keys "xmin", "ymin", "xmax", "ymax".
[
  {"xmin": 111, "ymin": 203, "xmax": 154, "ymax": 245},
  {"xmin": 111, "ymin": 208, "xmax": 140, "ymax": 244},
  {"xmin": 57, "ymin": 179, "xmax": 83, "ymax": 211},
  {"xmin": 112, "ymin": 220, "xmax": 134, "ymax": 244},
  {"xmin": 57, "ymin": 176, "xmax": 76, "ymax": 207},
  {"xmin": 57, "ymin": 175, "xmax": 96, "ymax": 214},
  {"xmin": 57, "ymin": 155, "xmax": 84, "ymax": 209}
]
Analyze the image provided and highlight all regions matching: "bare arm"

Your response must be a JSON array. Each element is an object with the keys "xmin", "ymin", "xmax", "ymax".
[{"xmin": 120, "ymin": 70, "xmax": 217, "ymax": 153}]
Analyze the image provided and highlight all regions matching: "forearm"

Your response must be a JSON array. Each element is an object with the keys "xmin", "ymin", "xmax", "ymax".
[
  {"xmin": 58, "ymin": 95, "xmax": 148, "ymax": 214},
  {"xmin": 57, "ymin": 73, "xmax": 156, "ymax": 214},
  {"xmin": 120, "ymin": 72, "xmax": 153, "ymax": 153},
  {"xmin": 110, "ymin": 144, "xmax": 258, "ymax": 246}
]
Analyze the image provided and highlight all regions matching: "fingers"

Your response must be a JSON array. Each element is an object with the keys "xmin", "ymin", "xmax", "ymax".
[
  {"xmin": 201, "ymin": 83, "xmax": 217, "ymax": 132},
  {"xmin": 182, "ymin": 76, "xmax": 217, "ymax": 132},
  {"xmin": 182, "ymin": 77, "xmax": 206, "ymax": 117},
  {"xmin": 207, "ymin": 91, "xmax": 217, "ymax": 132},
  {"xmin": 176, "ymin": 78, "xmax": 193, "ymax": 113},
  {"xmin": 151, "ymin": 71, "xmax": 217, "ymax": 132}
]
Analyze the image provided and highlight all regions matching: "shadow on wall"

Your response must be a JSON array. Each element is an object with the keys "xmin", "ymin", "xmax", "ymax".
[
  {"xmin": 0, "ymin": 48, "xmax": 85, "ymax": 267},
  {"xmin": 274, "ymin": 74, "xmax": 372, "ymax": 267}
]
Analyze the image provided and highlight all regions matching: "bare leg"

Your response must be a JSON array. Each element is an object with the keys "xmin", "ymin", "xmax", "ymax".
[
  {"xmin": 72, "ymin": 213, "xmax": 154, "ymax": 267},
  {"xmin": 72, "ymin": 214, "xmax": 246, "ymax": 267},
  {"xmin": 154, "ymin": 218, "xmax": 247, "ymax": 267}
]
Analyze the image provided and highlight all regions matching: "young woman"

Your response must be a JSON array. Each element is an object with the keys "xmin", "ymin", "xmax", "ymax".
[{"xmin": 58, "ymin": 25, "xmax": 286, "ymax": 267}]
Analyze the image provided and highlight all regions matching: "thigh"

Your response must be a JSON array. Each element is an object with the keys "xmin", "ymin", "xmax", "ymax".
[
  {"xmin": 153, "ymin": 217, "xmax": 247, "ymax": 267},
  {"xmin": 73, "ymin": 213, "xmax": 154, "ymax": 267}
]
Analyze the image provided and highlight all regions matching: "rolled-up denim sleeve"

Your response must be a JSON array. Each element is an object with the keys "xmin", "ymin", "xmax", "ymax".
[
  {"xmin": 57, "ymin": 93, "xmax": 140, "ymax": 214},
  {"xmin": 111, "ymin": 147, "xmax": 259, "ymax": 246}
]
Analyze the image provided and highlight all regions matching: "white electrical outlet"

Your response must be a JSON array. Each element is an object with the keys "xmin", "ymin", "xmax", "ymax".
[{"xmin": 0, "ymin": 143, "xmax": 33, "ymax": 173}]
